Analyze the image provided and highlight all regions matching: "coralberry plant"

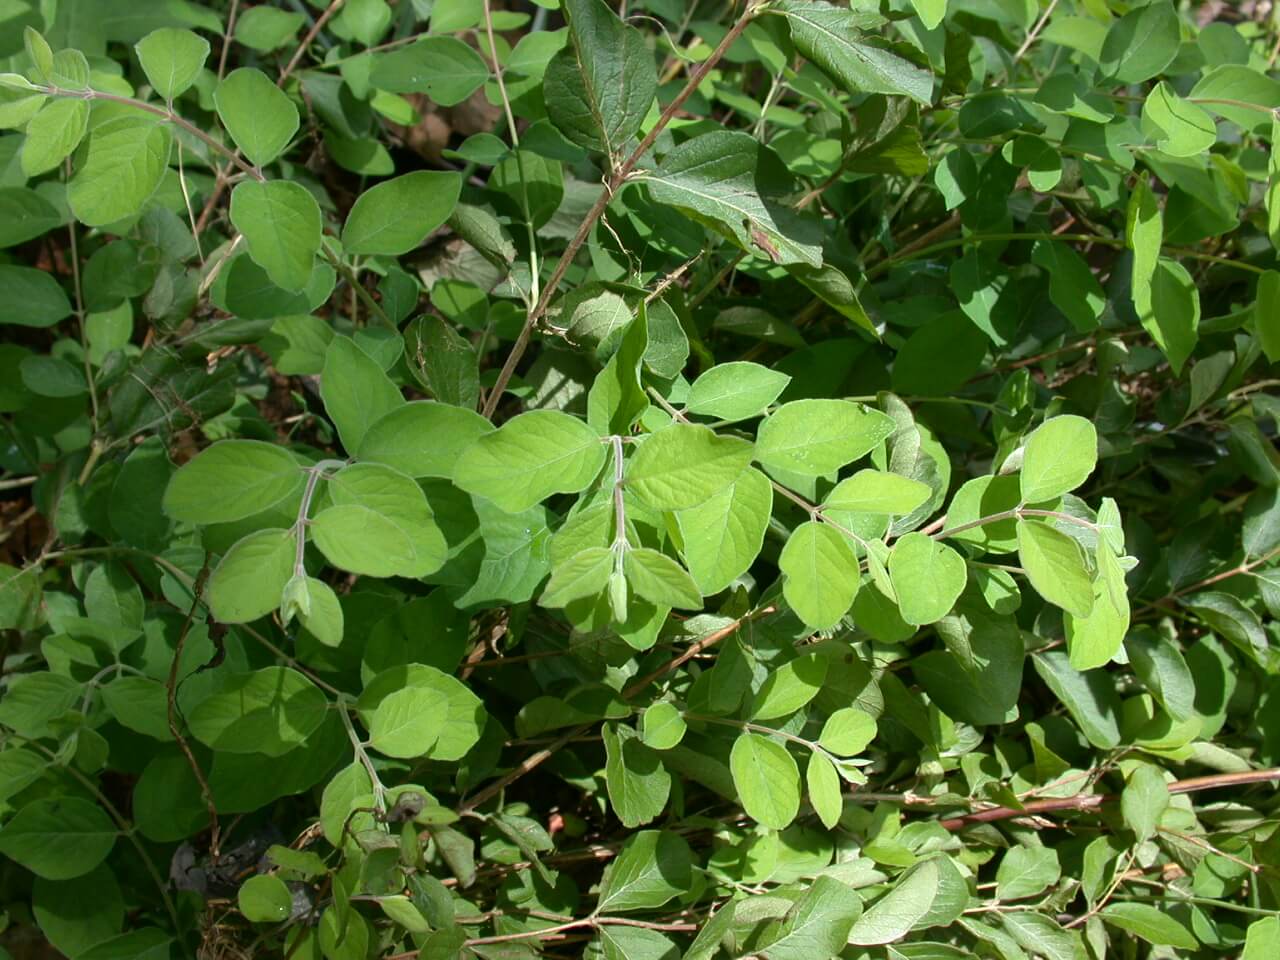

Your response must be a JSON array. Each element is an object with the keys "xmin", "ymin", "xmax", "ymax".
[{"xmin": 2, "ymin": 1, "xmax": 1280, "ymax": 959}]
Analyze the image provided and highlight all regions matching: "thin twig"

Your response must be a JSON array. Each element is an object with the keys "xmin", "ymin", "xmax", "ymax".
[{"xmin": 279, "ymin": 0, "xmax": 345, "ymax": 83}]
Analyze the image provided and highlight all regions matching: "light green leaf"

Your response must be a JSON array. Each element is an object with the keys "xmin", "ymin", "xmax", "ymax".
[
  {"xmin": 1033, "ymin": 650, "xmax": 1121, "ymax": 749},
  {"xmin": 686, "ymin": 361, "xmax": 791, "ymax": 421},
  {"xmin": 1064, "ymin": 544, "xmax": 1129, "ymax": 670},
  {"xmin": 368, "ymin": 36, "xmax": 489, "ymax": 106},
  {"xmin": 101, "ymin": 677, "xmax": 173, "ymax": 740},
  {"xmin": 624, "ymin": 547, "xmax": 701, "ymax": 609},
  {"xmin": 1256, "ymin": 270, "xmax": 1280, "ymax": 364},
  {"xmin": 207, "ymin": 528, "xmax": 296, "ymax": 624},
  {"xmin": 1017, "ymin": 520, "xmax": 1094, "ymax": 618},
  {"xmin": 1127, "ymin": 176, "xmax": 1162, "ymax": 306},
  {"xmin": 641, "ymin": 131, "xmax": 824, "ymax": 267},
  {"xmin": 996, "ymin": 846, "xmax": 1060, "ymax": 901},
  {"xmin": 358, "ymin": 664, "xmax": 484, "ymax": 760},
  {"xmin": 824, "ymin": 469, "xmax": 931, "ymax": 515},
  {"xmin": 757, "ymin": 400, "xmax": 895, "ymax": 477},
  {"xmin": 820, "ymin": 708, "xmax": 877, "ymax": 756},
  {"xmin": 806, "ymin": 751, "xmax": 843, "ymax": 831},
  {"xmin": 1243, "ymin": 917, "xmax": 1280, "ymax": 960},
  {"xmin": 229, "ymin": 180, "xmax": 322, "ymax": 293},
  {"xmin": 235, "ymin": 6, "xmax": 304, "ymax": 51},
  {"xmin": 762, "ymin": 873, "xmax": 862, "ymax": 958},
  {"xmin": 909, "ymin": 0, "xmax": 947, "ymax": 30},
  {"xmin": 676, "ymin": 466, "xmax": 772, "ymax": 595},
  {"xmin": 359, "ymin": 400, "xmax": 493, "ymax": 479},
  {"xmin": 730, "ymin": 732, "xmax": 801, "ymax": 829},
  {"xmin": 602, "ymin": 722, "xmax": 670, "ymax": 828},
  {"xmin": 541, "ymin": 547, "xmax": 615, "ymax": 608},
  {"xmin": 1099, "ymin": 0, "xmax": 1180, "ymax": 84},
  {"xmin": 640, "ymin": 702, "xmax": 686, "ymax": 750},
  {"xmin": 67, "ymin": 117, "xmax": 172, "ymax": 227},
  {"xmin": 164, "ymin": 439, "xmax": 302, "ymax": 524},
  {"xmin": 299, "ymin": 577, "xmax": 344, "ymax": 648},
  {"xmin": 1120, "ymin": 763, "xmax": 1169, "ymax": 843},
  {"xmin": 0, "ymin": 799, "xmax": 117, "ymax": 881},
  {"xmin": 214, "ymin": 68, "xmax": 299, "ymax": 167},
  {"xmin": 543, "ymin": 0, "xmax": 657, "ymax": 155},
  {"xmin": 238, "ymin": 875, "xmax": 292, "ymax": 923},
  {"xmin": 454, "ymin": 410, "xmax": 606, "ymax": 513},
  {"xmin": 780, "ymin": 521, "xmax": 860, "ymax": 631},
  {"xmin": 1099, "ymin": 903, "xmax": 1197, "ymax": 950},
  {"xmin": 1142, "ymin": 82, "xmax": 1216, "ymax": 157},
  {"xmin": 751, "ymin": 653, "xmax": 828, "ymax": 721},
  {"xmin": 1019, "ymin": 415, "xmax": 1098, "ymax": 503},
  {"xmin": 596, "ymin": 831, "xmax": 692, "ymax": 913},
  {"xmin": 848, "ymin": 858, "xmax": 939, "ymax": 945},
  {"xmin": 20, "ymin": 98, "xmax": 88, "ymax": 177},
  {"xmin": 888, "ymin": 533, "xmax": 966, "ymax": 626},
  {"xmin": 625, "ymin": 423, "xmax": 754, "ymax": 511},
  {"xmin": 1190, "ymin": 65, "xmax": 1280, "ymax": 133},
  {"xmin": 134, "ymin": 28, "xmax": 210, "ymax": 101},
  {"xmin": 1135, "ymin": 258, "xmax": 1199, "ymax": 376},
  {"xmin": 326, "ymin": 462, "xmax": 445, "ymax": 577},
  {"xmin": 189, "ymin": 666, "xmax": 327, "ymax": 757},
  {"xmin": 342, "ymin": 171, "xmax": 462, "ymax": 255},
  {"xmin": 311, "ymin": 504, "xmax": 416, "ymax": 577},
  {"xmin": 321, "ymin": 336, "xmax": 404, "ymax": 454},
  {"xmin": 778, "ymin": 1, "xmax": 932, "ymax": 104}
]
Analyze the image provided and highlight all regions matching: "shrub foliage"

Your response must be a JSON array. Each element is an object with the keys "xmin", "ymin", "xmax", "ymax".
[{"xmin": 2, "ymin": 1, "xmax": 1280, "ymax": 958}]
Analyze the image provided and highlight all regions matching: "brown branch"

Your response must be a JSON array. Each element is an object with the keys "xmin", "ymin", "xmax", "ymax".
[
  {"xmin": 938, "ymin": 767, "xmax": 1280, "ymax": 831},
  {"xmin": 480, "ymin": 4, "xmax": 762, "ymax": 418},
  {"xmin": 279, "ymin": 0, "xmax": 345, "ymax": 83}
]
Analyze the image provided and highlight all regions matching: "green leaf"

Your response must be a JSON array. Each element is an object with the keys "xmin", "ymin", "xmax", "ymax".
[
  {"xmin": 235, "ymin": 6, "xmax": 304, "ymax": 51},
  {"xmin": 1016, "ymin": 520, "xmax": 1094, "ymax": 619},
  {"xmin": 321, "ymin": 336, "xmax": 404, "ymax": 454},
  {"xmin": 164, "ymin": 439, "xmax": 303, "ymax": 524},
  {"xmin": 359, "ymin": 664, "xmax": 484, "ymax": 760},
  {"xmin": 778, "ymin": 1, "xmax": 933, "ymax": 105},
  {"xmin": 1135, "ymin": 258, "xmax": 1199, "ymax": 376},
  {"xmin": 751, "ymin": 653, "xmax": 828, "ymax": 721},
  {"xmin": 134, "ymin": 28, "xmax": 210, "ymax": 101},
  {"xmin": 214, "ymin": 68, "xmax": 299, "ymax": 167},
  {"xmin": 543, "ymin": 0, "xmax": 657, "ymax": 155},
  {"xmin": 1030, "ymin": 240, "xmax": 1105, "ymax": 333},
  {"xmin": 207, "ymin": 529, "xmax": 296, "ymax": 624},
  {"xmin": 454, "ymin": 410, "xmax": 606, "ymax": 513},
  {"xmin": 1033, "ymin": 649, "xmax": 1121, "ymax": 749},
  {"xmin": 0, "ymin": 187, "xmax": 61, "ymax": 248},
  {"xmin": 675, "ymin": 466, "xmax": 772, "ymax": 595},
  {"xmin": 825, "ymin": 469, "xmax": 931, "ymax": 516},
  {"xmin": 342, "ymin": 171, "xmax": 462, "ymax": 255},
  {"xmin": 1190, "ymin": 65, "xmax": 1280, "ymax": 133},
  {"xmin": 190, "ymin": 666, "xmax": 327, "ymax": 756},
  {"xmin": 67, "ymin": 117, "xmax": 172, "ymax": 227},
  {"xmin": 1099, "ymin": 0, "xmax": 1180, "ymax": 84},
  {"xmin": 1142, "ymin": 82, "xmax": 1216, "ymax": 157},
  {"xmin": 32, "ymin": 867, "xmax": 123, "ymax": 959},
  {"xmin": 298, "ymin": 577, "xmax": 344, "ymax": 648},
  {"xmin": 359, "ymin": 400, "xmax": 493, "ymax": 479},
  {"xmin": 1019, "ymin": 415, "xmax": 1098, "ymax": 503},
  {"xmin": 229, "ymin": 180, "xmax": 322, "ymax": 293},
  {"xmin": 101, "ymin": 677, "xmax": 173, "ymax": 741},
  {"xmin": 1256, "ymin": 270, "xmax": 1280, "ymax": 364},
  {"xmin": 996, "ymin": 846, "xmax": 1060, "ymax": 901},
  {"xmin": 1243, "ymin": 917, "xmax": 1280, "ymax": 960},
  {"xmin": 624, "ymin": 547, "xmax": 701, "ymax": 609},
  {"xmin": 1127, "ymin": 176, "xmax": 1163, "ymax": 306},
  {"xmin": 640, "ymin": 702, "xmax": 686, "ymax": 750},
  {"xmin": 1099, "ymin": 903, "xmax": 1197, "ymax": 950},
  {"xmin": 405, "ymin": 314, "xmax": 480, "ymax": 411},
  {"xmin": 761, "ymin": 873, "xmax": 862, "ymax": 958},
  {"xmin": 587, "ymin": 307, "xmax": 648, "ymax": 436},
  {"xmin": 909, "ymin": 0, "xmax": 948, "ymax": 30},
  {"xmin": 729, "ymin": 732, "xmax": 801, "ymax": 829},
  {"xmin": 888, "ymin": 533, "xmax": 966, "ymax": 626},
  {"xmin": 368, "ymin": 36, "xmax": 489, "ymax": 106},
  {"xmin": 1064, "ymin": 544, "xmax": 1129, "ymax": 670},
  {"xmin": 0, "ymin": 798, "xmax": 116, "ymax": 881},
  {"xmin": 238, "ymin": 875, "xmax": 292, "ymax": 923},
  {"xmin": 325, "ymin": 462, "xmax": 446, "ymax": 577},
  {"xmin": 641, "ymin": 131, "xmax": 824, "ymax": 266},
  {"xmin": 819, "ymin": 708, "xmax": 877, "ymax": 756},
  {"xmin": 311, "ymin": 504, "xmax": 416, "ymax": 577},
  {"xmin": 848, "ymin": 858, "xmax": 939, "ymax": 945},
  {"xmin": 541, "ymin": 547, "xmax": 615, "ymax": 608},
  {"xmin": 596, "ymin": 830, "xmax": 693, "ymax": 913},
  {"xmin": 602, "ymin": 722, "xmax": 671, "ymax": 828},
  {"xmin": 20, "ymin": 98, "xmax": 88, "ymax": 177},
  {"xmin": 0, "ymin": 265, "xmax": 72, "ymax": 328},
  {"xmin": 1120, "ymin": 763, "xmax": 1169, "ymax": 843},
  {"xmin": 757, "ymin": 400, "xmax": 894, "ymax": 477},
  {"xmin": 805, "ymin": 751, "xmax": 843, "ymax": 831},
  {"xmin": 780, "ymin": 521, "xmax": 860, "ymax": 631},
  {"xmin": 625, "ymin": 423, "xmax": 754, "ymax": 511},
  {"xmin": 686, "ymin": 361, "xmax": 792, "ymax": 421}
]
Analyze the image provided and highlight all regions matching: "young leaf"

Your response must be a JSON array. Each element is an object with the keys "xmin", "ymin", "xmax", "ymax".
[
  {"xmin": 342, "ymin": 171, "xmax": 462, "ymax": 256},
  {"xmin": 779, "ymin": 521, "xmax": 860, "ymax": 631},
  {"xmin": 326, "ymin": 462, "xmax": 446, "ymax": 577},
  {"xmin": 543, "ymin": 0, "xmax": 657, "ymax": 156},
  {"xmin": 20, "ymin": 99, "xmax": 88, "ymax": 177},
  {"xmin": 1019, "ymin": 415, "xmax": 1098, "ymax": 503},
  {"xmin": 1142, "ymin": 82, "xmax": 1217, "ymax": 157},
  {"xmin": 540, "ymin": 547, "xmax": 615, "ymax": 608},
  {"xmin": 358, "ymin": 664, "xmax": 484, "ymax": 761},
  {"xmin": 625, "ymin": 423, "xmax": 754, "ymax": 511},
  {"xmin": 824, "ymin": 469, "xmax": 931, "ymax": 515},
  {"xmin": 623, "ymin": 548, "xmax": 701, "ymax": 610},
  {"xmin": 358, "ymin": 401, "xmax": 493, "ymax": 479},
  {"xmin": 298, "ymin": 577, "xmax": 344, "ymax": 648},
  {"xmin": 757, "ymin": 400, "xmax": 895, "ymax": 477},
  {"xmin": 214, "ymin": 68, "xmax": 299, "ymax": 167},
  {"xmin": 454, "ymin": 410, "xmax": 607, "ymax": 513},
  {"xmin": 1017, "ymin": 520, "xmax": 1094, "ymax": 618},
  {"xmin": 164, "ymin": 440, "xmax": 302, "ymax": 524},
  {"xmin": 887, "ymin": 533, "xmax": 966, "ymax": 626},
  {"xmin": 729, "ymin": 732, "xmax": 801, "ymax": 829},
  {"xmin": 676, "ymin": 466, "xmax": 773, "ymax": 595},
  {"xmin": 819, "ymin": 708, "xmax": 877, "ymax": 756},
  {"xmin": 238, "ymin": 875, "xmax": 292, "ymax": 923},
  {"xmin": 1064, "ymin": 545, "xmax": 1129, "ymax": 670},
  {"xmin": 310, "ymin": 504, "xmax": 417, "ymax": 577},
  {"xmin": 639, "ymin": 703, "xmax": 686, "ymax": 750},
  {"xmin": 805, "ymin": 751, "xmax": 843, "ymax": 831},
  {"xmin": 230, "ymin": 180, "xmax": 322, "ymax": 293},
  {"xmin": 134, "ymin": 28, "xmax": 210, "ymax": 101},
  {"xmin": 686, "ymin": 361, "xmax": 791, "ymax": 421}
]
